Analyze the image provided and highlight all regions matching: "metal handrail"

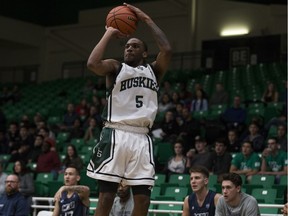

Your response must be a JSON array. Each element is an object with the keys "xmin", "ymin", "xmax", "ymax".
[{"xmin": 31, "ymin": 197, "xmax": 284, "ymax": 216}]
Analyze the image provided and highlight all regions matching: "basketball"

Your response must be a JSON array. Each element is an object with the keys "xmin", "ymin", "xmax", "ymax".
[{"xmin": 106, "ymin": 6, "xmax": 138, "ymax": 35}]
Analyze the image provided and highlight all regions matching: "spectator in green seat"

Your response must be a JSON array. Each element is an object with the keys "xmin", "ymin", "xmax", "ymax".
[
  {"xmin": 229, "ymin": 141, "xmax": 261, "ymax": 182},
  {"xmin": 259, "ymin": 137, "xmax": 287, "ymax": 183}
]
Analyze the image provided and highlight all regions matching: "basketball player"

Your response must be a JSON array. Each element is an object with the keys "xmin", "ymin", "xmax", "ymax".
[
  {"xmin": 182, "ymin": 166, "xmax": 221, "ymax": 216},
  {"xmin": 53, "ymin": 165, "xmax": 90, "ymax": 216},
  {"xmin": 86, "ymin": 3, "xmax": 172, "ymax": 216}
]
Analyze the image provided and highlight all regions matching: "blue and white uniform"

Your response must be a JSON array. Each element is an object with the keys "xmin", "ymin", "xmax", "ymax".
[{"xmin": 59, "ymin": 191, "xmax": 89, "ymax": 216}]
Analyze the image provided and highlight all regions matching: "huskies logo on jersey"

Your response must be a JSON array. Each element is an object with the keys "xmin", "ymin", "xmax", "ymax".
[{"xmin": 120, "ymin": 76, "xmax": 158, "ymax": 92}]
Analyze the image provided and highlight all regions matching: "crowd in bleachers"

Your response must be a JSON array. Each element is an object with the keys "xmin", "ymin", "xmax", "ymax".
[{"xmin": 0, "ymin": 63, "xmax": 287, "ymax": 209}]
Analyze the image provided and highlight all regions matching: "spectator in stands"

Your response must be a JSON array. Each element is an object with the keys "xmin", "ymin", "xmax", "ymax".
[
  {"xmin": 0, "ymin": 162, "xmax": 8, "ymax": 196},
  {"xmin": 0, "ymin": 130, "xmax": 9, "ymax": 154},
  {"xmin": 27, "ymin": 134, "xmax": 44, "ymax": 163},
  {"xmin": 160, "ymin": 80, "xmax": 173, "ymax": 98},
  {"xmin": 242, "ymin": 122, "xmax": 265, "ymax": 152},
  {"xmin": 191, "ymin": 83, "xmax": 208, "ymax": 100},
  {"xmin": 182, "ymin": 166, "xmax": 221, "ymax": 216},
  {"xmin": 7, "ymin": 121, "xmax": 21, "ymax": 154},
  {"xmin": 53, "ymin": 165, "xmax": 90, "ymax": 216},
  {"xmin": 0, "ymin": 174, "xmax": 29, "ymax": 215},
  {"xmin": 158, "ymin": 110, "xmax": 179, "ymax": 143},
  {"xmin": 60, "ymin": 103, "xmax": 79, "ymax": 132},
  {"xmin": 261, "ymin": 81, "xmax": 279, "ymax": 103},
  {"xmin": 186, "ymin": 136, "xmax": 212, "ymax": 171},
  {"xmin": 221, "ymin": 95, "xmax": 246, "ymax": 134},
  {"xmin": 277, "ymin": 125, "xmax": 287, "ymax": 152},
  {"xmin": 109, "ymin": 182, "xmax": 144, "ymax": 216},
  {"xmin": 83, "ymin": 105, "xmax": 102, "ymax": 130},
  {"xmin": 259, "ymin": 137, "xmax": 287, "ymax": 182},
  {"xmin": 264, "ymin": 108, "xmax": 287, "ymax": 130},
  {"xmin": 68, "ymin": 118, "xmax": 85, "ymax": 141},
  {"xmin": 178, "ymin": 107, "xmax": 201, "ymax": 152},
  {"xmin": 158, "ymin": 93, "xmax": 173, "ymax": 113},
  {"xmin": 171, "ymin": 92, "xmax": 181, "ymax": 107},
  {"xmin": 61, "ymin": 144, "xmax": 84, "ymax": 172},
  {"xmin": 226, "ymin": 129, "xmax": 241, "ymax": 152},
  {"xmin": 190, "ymin": 89, "xmax": 208, "ymax": 112},
  {"xmin": 38, "ymin": 127, "xmax": 56, "ymax": 151},
  {"xmin": 229, "ymin": 141, "xmax": 261, "ymax": 181},
  {"xmin": 9, "ymin": 126, "xmax": 34, "ymax": 163},
  {"xmin": 83, "ymin": 118, "xmax": 101, "ymax": 143},
  {"xmin": 32, "ymin": 112, "xmax": 44, "ymax": 129},
  {"xmin": 210, "ymin": 139, "xmax": 232, "ymax": 181},
  {"xmin": 75, "ymin": 98, "xmax": 89, "ymax": 117},
  {"xmin": 36, "ymin": 141, "xmax": 61, "ymax": 179},
  {"xmin": 215, "ymin": 173, "xmax": 260, "ymax": 216},
  {"xmin": 13, "ymin": 160, "xmax": 34, "ymax": 206},
  {"xmin": 163, "ymin": 141, "xmax": 187, "ymax": 176},
  {"xmin": 209, "ymin": 83, "xmax": 229, "ymax": 107}
]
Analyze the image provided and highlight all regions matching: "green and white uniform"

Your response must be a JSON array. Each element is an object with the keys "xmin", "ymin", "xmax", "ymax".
[
  {"xmin": 87, "ymin": 63, "xmax": 158, "ymax": 186},
  {"xmin": 231, "ymin": 152, "xmax": 261, "ymax": 171}
]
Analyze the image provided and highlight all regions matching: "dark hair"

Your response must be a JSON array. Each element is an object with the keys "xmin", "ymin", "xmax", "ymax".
[
  {"xmin": 65, "ymin": 144, "xmax": 79, "ymax": 158},
  {"xmin": 189, "ymin": 165, "xmax": 209, "ymax": 178},
  {"xmin": 13, "ymin": 160, "xmax": 29, "ymax": 175},
  {"xmin": 65, "ymin": 164, "xmax": 80, "ymax": 175},
  {"xmin": 215, "ymin": 138, "xmax": 227, "ymax": 147},
  {"xmin": 268, "ymin": 137, "xmax": 278, "ymax": 143},
  {"xmin": 222, "ymin": 173, "xmax": 242, "ymax": 187},
  {"xmin": 241, "ymin": 141, "xmax": 253, "ymax": 148}
]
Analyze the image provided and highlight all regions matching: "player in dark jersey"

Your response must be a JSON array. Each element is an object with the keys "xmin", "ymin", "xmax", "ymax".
[
  {"xmin": 182, "ymin": 166, "xmax": 221, "ymax": 216},
  {"xmin": 52, "ymin": 165, "xmax": 90, "ymax": 216}
]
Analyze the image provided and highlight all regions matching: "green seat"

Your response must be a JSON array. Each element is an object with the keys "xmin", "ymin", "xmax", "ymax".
[
  {"xmin": 273, "ymin": 175, "xmax": 288, "ymax": 198},
  {"xmin": 35, "ymin": 173, "xmax": 54, "ymax": 184},
  {"xmin": 249, "ymin": 175, "xmax": 275, "ymax": 188},
  {"xmin": 208, "ymin": 174, "xmax": 218, "ymax": 188},
  {"xmin": 192, "ymin": 111, "xmax": 208, "ymax": 120},
  {"xmin": 80, "ymin": 145, "xmax": 93, "ymax": 154},
  {"xmin": 154, "ymin": 173, "xmax": 166, "ymax": 186},
  {"xmin": 168, "ymin": 174, "xmax": 190, "ymax": 187},
  {"xmin": 151, "ymin": 186, "xmax": 161, "ymax": 200},
  {"xmin": 164, "ymin": 187, "xmax": 188, "ymax": 201},
  {"xmin": 0, "ymin": 154, "xmax": 11, "ymax": 163},
  {"xmin": 156, "ymin": 142, "xmax": 173, "ymax": 165},
  {"xmin": 48, "ymin": 180, "xmax": 64, "ymax": 197},
  {"xmin": 71, "ymin": 138, "xmax": 85, "ymax": 151},
  {"xmin": 35, "ymin": 173, "xmax": 54, "ymax": 196},
  {"xmin": 47, "ymin": 116, "xmax": 62, "ymax": 126},
  {"xmin": 5, "ymin": 162, "xmax": 14, "ymax": 173},
  {"xmin": 251, "ymin": 188, "xmax": 277, "ymax": 203},
  {"xmin": 57, "ymin": 132, "xmax": 70, "ymax": 143}
]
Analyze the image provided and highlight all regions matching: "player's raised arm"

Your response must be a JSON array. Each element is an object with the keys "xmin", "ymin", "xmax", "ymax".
[
  {"xmin": 87, "ymin": 27, "xmax": 122, "ymax": 76},
  {"xmin": 125, "ymin": 3, "xmax": 172, "ymax": 81}
]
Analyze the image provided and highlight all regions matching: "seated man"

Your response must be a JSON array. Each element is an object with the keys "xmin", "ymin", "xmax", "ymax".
[
  {"xmin": 229, "ymin": 141, "xmax": 261, "ymax": 182},
  {"xmin": 259, "ymin": 137, "xmax": 288, "ymax": 183},
  {"xmin": 53, "ymin": 165, "xmax": 90, "ymax": 216},
  {"xmin": 215, "ymin": 173, "xmax": 260, "ymax": 216},
  {"xmin": 110, "ymin": 182, "xmax": 133, "ymax": 216}
]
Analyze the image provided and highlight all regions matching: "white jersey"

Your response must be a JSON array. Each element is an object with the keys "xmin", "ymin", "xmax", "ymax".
[{"xmin": 103, "ymin": 63, "xmax": 159, "ymax": 128}]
